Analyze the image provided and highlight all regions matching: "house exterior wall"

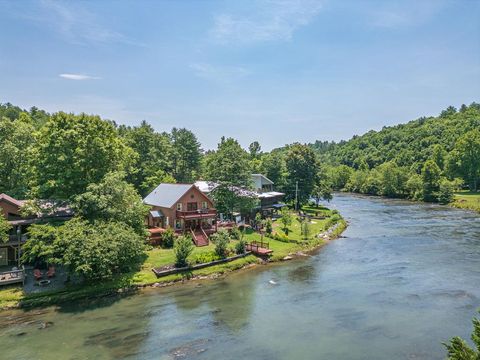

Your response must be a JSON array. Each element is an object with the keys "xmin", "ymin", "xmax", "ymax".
[
  {"xmin": 0, "ymin": 199, "xmax": 21, "ymax": 219},
  {"xmin": 145, "ymin": 186, "xmax": 215, "ymax": 231}
]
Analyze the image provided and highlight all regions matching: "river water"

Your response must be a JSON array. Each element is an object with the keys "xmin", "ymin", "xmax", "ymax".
[{"xmin": 1, "ymin": 194, "xmax": 479, "ymax": 360}]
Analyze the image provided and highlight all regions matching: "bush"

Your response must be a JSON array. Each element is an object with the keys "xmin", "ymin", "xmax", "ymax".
[
  {"xmin": 264, "ymin": 218, "xmax": 273, "ymax": 235},
  {"xmin": 230, "ymin": 226, "xmax": 242, "ymax": 240},
  {"xmin": 235, "ymin": 238, "xmax": 247, "ymax": 254},
  {"xmin": 162, "ymin": 227, "xmax": 175, "ymax": 248},
  {"xmin": 210, "ymin": 228, "xmax": 230, "ymax": 244},
  {"xmin": 215, "ymin": 234, "xmax": 230, "ymax": 259},
  {"xmin": 174, "ymin": 235, "xmax": 194, "ymax": 268},
  {"xmin": 274, "ymin": 233, "xmax": 289, "ymax": 243},
  {"xmin": 58, "ymin": 219, "xmax": 146, "ymax": 281},
  {"xmin": 190, "ymin": 251, "xmax": 219, "ymax": 265},
  {"xmin": 438, "ymin": 178, "xmax": 455, "ymax": 204}
]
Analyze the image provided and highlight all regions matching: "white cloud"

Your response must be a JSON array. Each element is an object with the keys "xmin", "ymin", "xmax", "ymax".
[
  {"xmin": 190, "ymin": 63, "xmax": 251, "ymax": 82},
  {"xmin": 7, "ymin": 0, "xmax": 143, "ymax": 46},
  {"xmin": 59, "ymin": 73, "xmax": 101, "ymax": 81},
  {"xmin": 210, "ymin": 0, "xmax": 323, "ymax": 44}
]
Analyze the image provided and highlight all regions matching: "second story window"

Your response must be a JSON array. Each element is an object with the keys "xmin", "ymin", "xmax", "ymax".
[
  {"xmin": 202, "ymin": 201, "xmax": 208, "ymax": 209},
  {"xmin": 177, "ymin": 203, "xmax": 182, "ymax": 211}
]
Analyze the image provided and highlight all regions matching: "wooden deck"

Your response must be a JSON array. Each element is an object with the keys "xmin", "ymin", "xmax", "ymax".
[
  {"xmin": 246, "ymin": 240, "xmax": 273, "ymax": 256},
  {"xmin": 0, "ymin": 268, "xmax": 25, "ymax": 286}
]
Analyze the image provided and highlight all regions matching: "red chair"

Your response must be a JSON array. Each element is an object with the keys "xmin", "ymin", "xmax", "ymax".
[
  {"xmin": 33, "ymin": 269, "xmax": 43, "ymax": 281},
  {"xmin": 47, "ymin": 266, "xmax": 56, "ymax": 278}
]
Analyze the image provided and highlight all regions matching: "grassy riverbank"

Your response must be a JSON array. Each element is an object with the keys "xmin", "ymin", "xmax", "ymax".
[
  {"xmin": 451, "ymin": 191, "xmax": 480, "ymax": 213},
  {"xmin": 0, "ymin": 206, "xmax": 346, "ymax": 310}
]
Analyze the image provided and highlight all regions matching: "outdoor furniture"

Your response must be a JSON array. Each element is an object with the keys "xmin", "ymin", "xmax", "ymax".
[
  {"xmin": 47, "ymin": 266, "xmax": 56, "ymax": 278},
  {"xmin": 34, "ymin": 269, "xmax": 43, "ymax": 281}
]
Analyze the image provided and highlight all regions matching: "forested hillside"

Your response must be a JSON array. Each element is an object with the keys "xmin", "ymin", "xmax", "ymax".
[
  {"xmin": 311, "ymin": 103, "xmax": 480, "ymax": 203},
  {"xmin": 1, "ymin": 101, "xmax": 478, "ymax": 210}
]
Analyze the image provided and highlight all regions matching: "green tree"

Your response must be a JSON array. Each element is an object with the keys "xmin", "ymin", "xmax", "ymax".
[
  {"xmin": 205, "ymin": 137, "xmax": 254, "ymax": 215},
  {"xmin": 422, "ymin": 160, "xmax": 441, "ymax": 202},
  {"xmin": 214, "ymin": 232, "xmax": 230, "ymax": 259},
  {"xmin": 260, "ymin": 151, "xmax": 286, "ymax": 190},
  {"xmin": 328, "ymin": 165, "xmax": 353, "ymax": 190},
  {"xmin": 284, "ymin": 143, "xmax": 320, "ymax": 206},
  {"xmin": 72, "ymin": 172, "xmax": 148, "ymax": 236},
  {"xmin": 301, "ymin": 219, "xmax": 311, "ymax": 240},
  {"xmin": 280, "ymin": 207, "xmax": 293, "ymax": 235},
  {"xmin": 450, "ymin": 129, "xmax": 480, "ymax": 191},
  {"xmin": 174, "ymin": 235, "xmax": 194, "ymax": 267},
  {"xmin": 312, "ymin": 179, "xmax": 333, "ymax": 206},
  {"xmin": 121, "ymin": 121, "xmax": 174, "ymax": 195},
  {"xmin": 264, "ymin": 218, "xmax": 273, "ymax": 235},
  {"xmin": 21, "ymin": 224, "xmax": 59, "ymax": 265},
  {"xmin": 171, "ymin": 127, "xmax": 202, "ymax": 183},
  {"xmin": 205, "ymin": 137, "xmax": 252, "ymax": 186},
  {"xmin": 438, "ymin": 178, "xmax": 455, "ymax": 204},
  {"xmin": 0, "ymin": 113, "xmax": 37, "ymax": 197},
  {"xmin": 36, "ymin": 112, "xmax": 135, "ymax": 199},
  {"xmin": 0, "ymin": 210, "xmax": 12, "ymax": 243},
  {"xmin": 406, "ymin": 173, "xmax": 424, "ymax": 200},
  {"xmin": 248, "ymin": 141, "xmax": 262, "ymax": 159},
  {"xmin": 58, "ymin": 219, "xmax": 146, "ymax": 281},
  {"xmin": 443, "ymin": 311, "xmax": 479, "ymax": 360}
]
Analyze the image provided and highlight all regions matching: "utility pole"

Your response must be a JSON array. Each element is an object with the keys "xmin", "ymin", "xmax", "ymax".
[{"xmin": 295, "ymin": 181, "xmax": 298, "ymax": 213}]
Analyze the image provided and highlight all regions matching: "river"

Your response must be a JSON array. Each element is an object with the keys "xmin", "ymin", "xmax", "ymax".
[{"xmin": 1, "ymin": 194, "xmax": 479, "ymax": 359}]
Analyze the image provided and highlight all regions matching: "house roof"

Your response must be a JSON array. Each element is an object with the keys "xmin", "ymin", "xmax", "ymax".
[
  {"xmin": 143, "ymin": 183, "xmax": 195, "ymax": 208},
  {"xmin": 252, "ymin": 174, "xmax": 274, "ymax": 185},
  {"xmin": 149, "ymin": 210, "xmax": 164, "ymax": 218},
  {"xmin": 194, "ymin": 181, "xmax": 219, "ymax": 193},
  {"xmin": 0, "ymin": 193, "xmax": 24, "ymax": 207},
  {"xmin": 257, "ymin": 191, "xmax": 285, "ymax": 199}
]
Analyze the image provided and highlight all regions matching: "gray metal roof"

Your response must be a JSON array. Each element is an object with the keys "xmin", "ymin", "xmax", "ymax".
[
  {"xmin": 149, "ymin": 210, "xmax": 164, "ymax": 218},
  {"xmin": 143, "ymin": 183, "xmax": 194, "ymax": 208}
]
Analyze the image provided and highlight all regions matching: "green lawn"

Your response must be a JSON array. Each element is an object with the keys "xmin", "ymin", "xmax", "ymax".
[
  {"xmin": 0, "ymin": 205, "xmax": 346, "ymax": 309},
  {"xmin": 452, "ymin": 191, "xmax": 480, "ymax": 213}
]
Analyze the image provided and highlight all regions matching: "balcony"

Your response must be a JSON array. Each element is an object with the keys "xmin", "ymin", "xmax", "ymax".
[{"xmin": 176, "ymin": 208, "xmax": 217, "ymax": 220}]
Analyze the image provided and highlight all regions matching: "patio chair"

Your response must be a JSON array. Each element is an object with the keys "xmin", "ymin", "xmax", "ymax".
[
  {"xmin": 47, "ymin": 266, "xmax": 56, "ymax": 278},
  {"xmin": 33, "ymin": 269, "xmax": 43, "ymax": 281}
]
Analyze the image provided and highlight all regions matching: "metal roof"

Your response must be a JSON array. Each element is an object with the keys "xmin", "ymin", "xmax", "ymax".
[
  {"xmin": 149, "ymin": 210, "xmax": 164, "ymax": 218},
  {"xmin": 143, "ymin": 183, "xmax": 194, "ymax": 208}
]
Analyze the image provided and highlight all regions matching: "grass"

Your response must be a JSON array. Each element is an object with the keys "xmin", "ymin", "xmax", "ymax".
[
  {"xmin": 0, "ymin": 205, "xmax": 346, "ymax": 310},
  {"xmin": 451, "ymin": 191, "xmax": 480, "ymax": 213}
]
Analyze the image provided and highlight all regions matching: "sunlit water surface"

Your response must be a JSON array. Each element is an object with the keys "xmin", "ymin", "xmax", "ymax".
[{"xmin": 1, "ymin": 194, "xmax": 479, "ymax": 359}]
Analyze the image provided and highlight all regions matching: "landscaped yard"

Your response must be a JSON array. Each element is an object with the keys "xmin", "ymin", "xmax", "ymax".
[
  {"xmin": 452, "ymin": 191, "xmax": 480, "ymax": 213},
  {"xmin": 0, "ymin": 205, "xmax": 346, "ymax": 309}
]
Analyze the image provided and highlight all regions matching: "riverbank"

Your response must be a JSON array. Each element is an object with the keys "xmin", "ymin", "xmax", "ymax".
[
  {"xmin": 451, "ymin": 191, "xmax": 480, "ymax": 213},
  {"xmin": 0, "ymin": 206, "xmax": 347, "ymax": 310}
]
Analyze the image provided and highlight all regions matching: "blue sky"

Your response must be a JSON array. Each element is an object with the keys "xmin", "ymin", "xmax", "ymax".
[{"xmin": 0, "ymin": 0, "xmax": 479, "ymax": 150}]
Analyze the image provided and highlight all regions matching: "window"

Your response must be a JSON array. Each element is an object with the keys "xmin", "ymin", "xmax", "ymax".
[
  {"xmin": 187, "ymin": 202, "xmax": 198, "ymax": 211},
  {"xmin": 175, "ymin": 219, "xmax": 182, "ymax": 229},
  {"xmin": 176, "ymin": 203, "xmax": 182, "ymax": 211},
  {"xmin": 202, "ymin": 201, "xmax": 208, "ymax": 209}
]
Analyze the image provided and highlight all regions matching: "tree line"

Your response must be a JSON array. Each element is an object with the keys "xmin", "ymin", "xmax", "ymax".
[{"xmin": 313, "ymin": 103, "xmax": 480, "ymax": 203}]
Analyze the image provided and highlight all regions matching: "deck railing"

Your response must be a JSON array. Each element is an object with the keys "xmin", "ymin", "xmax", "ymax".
[{"xmin": 176, "ymin": 209, "xmax": 217, "ymax": 218}]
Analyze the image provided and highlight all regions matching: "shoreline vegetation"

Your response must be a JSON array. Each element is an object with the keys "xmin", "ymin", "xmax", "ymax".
[{"xmin": 0, "ymin": 206, "xmax": 347, "ymax": 311}]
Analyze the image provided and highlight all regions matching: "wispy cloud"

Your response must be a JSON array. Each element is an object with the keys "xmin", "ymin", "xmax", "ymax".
[
  {"xmin": 210, "ymin": 0, "xmax": 323, "ymax": 44},
  {"xmin": 7, "ymin": 0, "xmax": 143, "ymax": 46},
  {"xmin": 368, "ymin": 1, "xmax": 447, "ymax": 29},
  {"xmin": 59, "ymin": 73, "xmax": 101, "ymax": 81},
  {"xmin": 190, "ymin": 63, "xmax": 251, "ymax": 82}
]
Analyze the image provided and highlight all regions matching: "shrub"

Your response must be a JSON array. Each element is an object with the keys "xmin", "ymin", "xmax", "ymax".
[
  {"xmin": 274, "ymin": 233, "xmax": 289, "ymax": 243},
  {"xmin": 230, "ymin": 225, "xmax": 242, "ymax": 240},
  {"xmin": 438, "ymin": 178, "xmax": 455, "ymax": 204},
  {"xmin": 210, "ymin": 228, "xmax": 230, "ymax": 244},
  {"xmin": 264, "ymin": 218, "xmax": 273, "ymax": 235},
  {"xmin": 174, "ymin": 235, "xmax": 194, "ymax": 268},
  {"xmin": 190, "ymin": 251, "xmax": 219, "ymax": 265},
  {"xmin": 162, "ymin": 227, "xmax": 175, "ymax": 248},
  {"xmin": 301, "ymin": 220, "xmax": 311, "ymax": 240},
  {"xmin": 215, "ymin": 234, "xmax": 230, "ymax": 259},
  {"xmin": 235, "ymin": 238, "xmax": 247, "ymax": 254}
]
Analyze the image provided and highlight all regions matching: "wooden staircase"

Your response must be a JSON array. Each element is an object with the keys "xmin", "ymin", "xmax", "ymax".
[{"xmin": 191, "ymin": 229, "xmax": 209, "ymax": 247}]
